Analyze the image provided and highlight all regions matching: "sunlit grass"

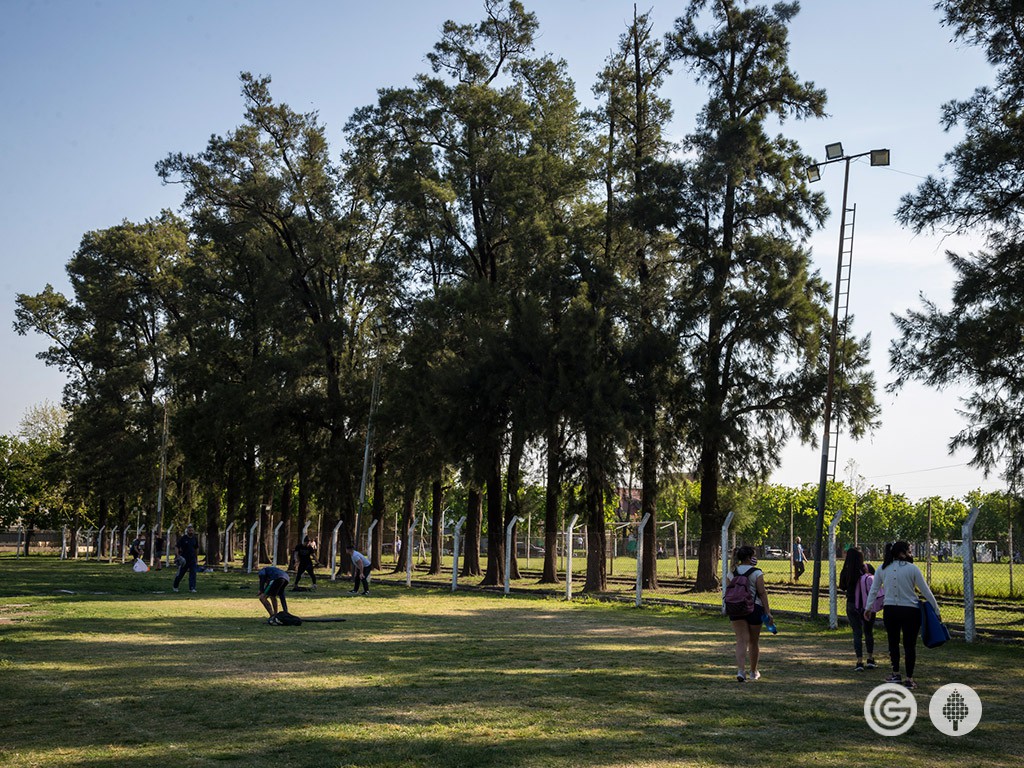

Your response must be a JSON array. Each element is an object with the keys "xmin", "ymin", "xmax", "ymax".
[{"xmin": 0, "ymin": 556, "xmax": 1019, "ymax": 767}]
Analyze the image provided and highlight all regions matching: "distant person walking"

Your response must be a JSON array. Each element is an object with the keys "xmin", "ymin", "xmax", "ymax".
[
  {"xmin": 257, "ymin": 565, "xmax": 291, "ymax": 623},
  {"xmin": 292, "ymin": 536, "xmax": 318, "ymax": 590},
  {"xmin": 172, "ymin": 524, "xmax": 200, "ymax": 593},
  {"xmin": 347, "ymin": 545, "xmax": 372, "ymax": 595},
  {"xmin": 839, "ymin": 547, "xmax": 877, "ymax": 672},
  {"xmin": 725, "ymin": 545, "xmax": 773, "ymax": 683},
  {"xmin": 792, "ymin": 537, "xmax": 806, "ymax": 580},
  {"xmin": 865, "ymin": 540, "xmax": 940, "ymax": 690}
]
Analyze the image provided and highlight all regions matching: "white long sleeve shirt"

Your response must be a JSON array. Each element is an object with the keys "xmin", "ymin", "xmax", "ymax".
[{"xmin": 865, "ymin": 559, "xmax": 939, "ymax": 613}]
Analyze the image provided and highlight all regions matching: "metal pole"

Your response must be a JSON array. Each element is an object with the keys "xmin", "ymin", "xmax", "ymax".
[
  {"xmin": 329, "ymin": 520, "xmax": 344, "ymax": 581},
  {"xmin": 155, "ymin": 403, "xmax": 168, "ymax": 560},
  {"xmin": 828, "ymin": 508, "xmax": 844, "ymax": 630},
  {"xmin": 1008, "ymin": 517, "xmax": 1014, "ymax": 597},
  {"xmin": 367, "ymin": 518, "xmax": 378, "ymax": 558},
  {"xmin": 96, "ymin": 525, "xmax": 105, "ymax": 561},
  {"xmin": 636, "ymin": 512, "xmax": 651, "ymax": 607},
  {"xmin": 673, "ymin": 521, "xmax": 680, "ymax": 576},
  {"xmin": 247, "ymin": 521, "xmax": 260, "ymax": 574},
  {"xmin": 121, "ymin": 528, "xmax": 130, "ymax": 564},
  {"xmin": 16, "ymin": 525, "xmax": 24, "ymax": 558},
  {"xmin": 451, "ymin": 516, "xmax": 466, "ymax": 592},
  {"xmin": 61, "ymin": 526, "xmax": 68, "ymax": 560},
  {"xmin": 811, "ymin": 155, "xmax": 852, "ymax": 619},
  {"xmin": 789, "ymin": 501, "xmax": 794, "ymax": 582},
  {"xmin": 963, "ymin": 506, "xmax": 981, "ymax": 642},
  {"xmin": 504, "ymin": 516, "xmax": 520, "ymax": 596},
  {"xmin": 355, "ymin": 349, "xmax": 383, "ymax": 541},
  {"xmin": 926, "ymin": 499, "xmax": 933, "ymax": 584},
  {"xmin": 683, "ymin": 506, "xmax": 688, "ymax": 579},
  {"xmin": 720, "ymin": 511, "xmax": 735, "ymax": 614},
  {"xmin": 222, "ymin": 522, "xmax": 233, "ymax": 572},
  {"xmin": 272, "ymin": 521, "xmax": 285, "ymax": 566},
  {"xmin": 565, "ymin": 514, "xmax": 579, "ymax": 601},
  {"xmin": 526, "ymin": 512, "xmax": 531, "ymax": 569}
]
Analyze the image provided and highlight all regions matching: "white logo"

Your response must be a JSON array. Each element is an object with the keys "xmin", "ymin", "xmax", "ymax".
[
  {"xmin": 929, "ymin": 683, "xmax": 982, "ymax": 736},
  {"xmin": 864, "ymin": 683, "xmax": 918, "ymax": 736}
]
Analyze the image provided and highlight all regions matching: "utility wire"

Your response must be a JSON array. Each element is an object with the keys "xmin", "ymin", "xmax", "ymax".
[{"xmin": 866, "ymin": 462, "xmax": 969, "ymax": 479}]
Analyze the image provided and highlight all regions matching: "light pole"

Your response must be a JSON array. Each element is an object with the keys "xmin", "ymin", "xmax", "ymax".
[
  {"xmin": 806, "ymin": 142, "xmax": 889, "ymax": 618},
  {"xmin": 354, "ymin": 319, "xmax": 384, "ymax": 542}
]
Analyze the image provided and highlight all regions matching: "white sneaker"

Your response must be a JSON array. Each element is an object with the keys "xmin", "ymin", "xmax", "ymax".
[
  {"xmin": 737, "ymin": 670, "xmax": 746, "ymax": 682},
  {"xmin": 747, "ymin": 670, "xmax": 761, "ymax": 681}
]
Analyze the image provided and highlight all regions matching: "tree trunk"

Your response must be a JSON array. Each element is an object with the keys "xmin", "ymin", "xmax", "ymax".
[
  {"xmin": 370, "ymin": 453, "xmax": 385, "ymax": 569},
  {"xmin": 583, "ymin": 427, "xmax": 608, "ymax": 592},
  {"xmin": 541, "ymin": 417, "xmax": 561, "ymax": 583},
  {"xmin": 277, "ymin": 475, "xmax": 293, "ymax": 566},
  {"xmin": 462, "ymin": 487, "xmax": 483, "ymax": 576},
  {"xmin": 259, "ymin": 481, "xmax": 274, "ymax": 564},
  {"xmin": 205, "ymin": 486, "xmax": 221, "ymax": 566},
  {"xmin": 297, "ymin": 459, "xmax": 311, "ymax": 559},
  {"xmin": 243, "ymin": 446, "xmax": 258, "ymax": 569},
  {"xmin": 97, "ymin": 497, "xmax": 109, "ymax": 557},
  {"xmin": 225, "ymin": 462, "xmax": 240, "ymax": 564},
  {"xmin": 428, "ymin": 477, "xmax": 444, "ymax": 574},
  {"xmin": 694, "ymin": 445, "xmax": 723, "ymax": 591},
  {"xmin": 641, "ymin": 433, "xmax": 659, "ymax": 589},
  {"xmin": 480, "ymin": 452, "xmax": 505, "ymax": 587},
  {"xmin": 504, "ymin": 423, "xmax": 525, "ymax": 579},
  {"xmin": 394, "ymin": 482, "xmax": 416, "ymax": 573}
]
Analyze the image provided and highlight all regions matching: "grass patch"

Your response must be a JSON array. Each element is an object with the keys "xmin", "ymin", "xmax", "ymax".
[{"xmin": 0, "ymin": 556, "xmax": 1018, "ymax": 767}]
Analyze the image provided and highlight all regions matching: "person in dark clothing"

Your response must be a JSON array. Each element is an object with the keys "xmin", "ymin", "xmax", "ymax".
[
  {"xmin": 792, "ymin": 537, "xmax": 806, "ymax": 580},
  {"xmin": 258, "ymin": 565, "xmax": 291, "ymax": 623},
  {"xmin": 172, "ymin": 524, "xmax": 200, "ymax": 593},
  {"xmin": 838, "ymin": 547, "xmax": 876, "ymax": 672},
  {"xmin": 292, "ymin": 536, "xmax": 318, "ymax": 590},
  {"xmin": 129, "ymin": 534, "xmax": 146, "ymax": 562}
]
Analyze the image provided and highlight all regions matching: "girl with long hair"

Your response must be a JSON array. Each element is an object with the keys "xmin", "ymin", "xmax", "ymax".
[
  {"xmin": 864, "ymin": 540, "xmax": 940, "ymax": 690},
  {"xmin": 725, "ymin": 545, "xmax": 773, "ymax": 682},
  {"xmin": 838, "ymin": 546, "xmax": 876, "ymax": 671}
]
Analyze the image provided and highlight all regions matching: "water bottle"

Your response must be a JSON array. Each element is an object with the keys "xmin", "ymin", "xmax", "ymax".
[{"xmin": 762, "ymin": 614, "xmax": 778, "ymax": 634}]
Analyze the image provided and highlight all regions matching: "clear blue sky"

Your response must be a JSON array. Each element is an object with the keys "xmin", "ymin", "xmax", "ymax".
[{"xmin": 0, "ymin": 0, "xmax": 1002, "ymax": 499}]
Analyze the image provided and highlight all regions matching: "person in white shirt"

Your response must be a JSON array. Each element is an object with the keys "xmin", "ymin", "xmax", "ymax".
[
  {"xmin": 346, "ymin": 545, "xmax": 372, "ymax": 595},
  {"xmin": 864, "ymin": 540, "xmax": 940, "ymax": 691}
]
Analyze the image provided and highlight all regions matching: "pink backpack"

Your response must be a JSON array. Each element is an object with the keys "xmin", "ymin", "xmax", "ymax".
[{"xmin": 857, "ymin": 572, "xmax": 884, "ymax": 613}]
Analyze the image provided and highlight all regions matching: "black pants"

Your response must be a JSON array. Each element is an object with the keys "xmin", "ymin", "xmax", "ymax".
[
  {"xmin": 294, "ymin": 561, "xmax": 316, "ymax": 586},
  {"xmin": 883, "ymin": 605, "xmax": 921, "ymax": 677},
  {"xmin": 846, "ymin": 603, "xmax": 875, "ymax": 659},
  {"xmin": 352, "ymin": 566, "xmax": 371, "ymax": 593},
  {"xmin": 793, "ymin": 560, "xmax": 805, "ymax": 579},
  {"xmin": 173, "ymin": 559, "xmax": 197, "ymax": 591}
]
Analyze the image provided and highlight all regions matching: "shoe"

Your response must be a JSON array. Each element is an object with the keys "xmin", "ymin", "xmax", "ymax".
[
  {"xmin": 866, "ymin": 658, "xmax": 877, "ymax": 669},
  {"xmin": 311, "ymin": 584, "xmax": 317, "ymax": 591},
  {"xmin": 189, "ymin": 589, "xmax": 197, "ymax": 593},
  {"xmin": 172, "ymin": 587, "xmax": 179, "ymax": 592},
  {"xmin": 362, "ymin": 590, "xmax": 369, "ymax": 595},
  {"xmin": 885, "ymin": 673, "xmax": 902, "ymax": 683},
  {"xmin": 347, "ymin": 589, "xmax": 358, "ymax": 594},
  {"xmin": 737, "ymin": 672, "xmax": 746, "ymax": 683},
  {"xmin": 747, "ymin": 671, "xmax": 761, "ymax": 681},
  {"xmin": 904, "ymin": 678, "xmax": 917, "ymax": 690},
  {"xmin": 855, "ymin": 662, "xmax": 864, "ymax": 672}
]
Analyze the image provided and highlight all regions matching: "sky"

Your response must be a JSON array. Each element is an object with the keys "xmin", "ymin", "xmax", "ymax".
[{"xmin": 0, "ymin": 0, "xmax": 1005, "ymax": 500}]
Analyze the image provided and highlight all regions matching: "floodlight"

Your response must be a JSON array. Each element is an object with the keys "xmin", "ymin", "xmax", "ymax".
[
  {"xmin": 870, "ymin": 149, "xmax": 890, "ymax": 166},
  {"xmin": 806, "ymin": 164, "xmax": 821, "ymax": 183},
  {"xmin": 825, "ymin": 142, "xmax": 844, "ymax": 160}
]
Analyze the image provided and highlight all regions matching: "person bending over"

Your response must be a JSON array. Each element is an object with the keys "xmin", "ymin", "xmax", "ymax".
[
  {"xmin": 347, "ymin": 545, "xmax": 371, "ymax": 595},
  {"xmin": 258, "ymin": 565, "xmax": 291, "ymax": 623}
]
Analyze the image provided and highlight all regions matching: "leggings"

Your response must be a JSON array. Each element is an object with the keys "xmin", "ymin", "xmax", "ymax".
[
  {"xmin": 294, "ymin": 561, "xmax": 316, "ymax": 586},
  {"xmin": 846, "ymin": 603, "xmax": 875, "ymax": 659},
  {"xmin": 883, "ymin": 605, "xmax": 921, "ymax": 677}
]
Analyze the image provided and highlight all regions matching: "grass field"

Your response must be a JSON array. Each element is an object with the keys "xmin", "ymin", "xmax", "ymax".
[{"xmin": 1, "ymin": 556, "xmax": 1020, "ymax": 768}]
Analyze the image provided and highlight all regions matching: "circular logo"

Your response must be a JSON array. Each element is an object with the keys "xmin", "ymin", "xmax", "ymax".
[
  {"xmin": 929, "ymin": 683, "xmax": 982, "ymax": 736},
  {"xmin": 864, "ymin": 683, "xmax": 918, "ymax": 736}
]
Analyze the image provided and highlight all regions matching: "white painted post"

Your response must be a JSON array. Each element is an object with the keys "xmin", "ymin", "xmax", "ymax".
[
  {"xmin": 673, "ymin": 521, "xmax": 680, "ymax": 576},
  {"xmin": 96, "ymin": 526, "xmax": 105, "ymax": 561},
  {"xmin": 121, "ymin": 528, "xmax": 130, "ymax": 564},
  {"xmin": 565, "ymin": 514, "xmax": 579, "ymax": 601},
  {"xmin": 247, "ymin": 521, "xmax": 260, "ymax": 574},
  {"xmin": 636, "ymin": 512, "xmax": 651, "ymax": 607},
  {"xmin": 164, "ymin": 526, "xmax": 174, "ymax": 570},
  {"xmin": 451, "ymin": 516, "xmax": 466, "ymax": 592},
  {"xmin": 504, "ymin": 516, "xmax": 520, "ymax": 596},
  {"xmin": 272, "ymin": 521, "xmax": 285, "ymax": 566},
  {"xmin": 16, "ymin": 526, "xmax": 24, "ymax": 558},
  {"xmin": 329, "ymin": 520, "xmax": 344, "ymax": 581},
  {"xmin": 1009, "ymin": 518, "xmax": 1014, "ymax": 597},
  {"xmin": 963, "ymin": 506, "xmax": 981, "ymax": 642},
  {"xmin": 367, "ymin": 518, "xmax": 378, "ymax": 558},
  {"xmin": 222, "ymin": 523, "xmax": 233, "ymax": 572},
  {"xmin": 720, "ymin": 511, "xmax": 735, "ymax": 614},
  {"xmin": 683, "ymin": 506, "xmax": 688, "ymax": 579},
  {"xmin": 526, "ymin": 512, "xmax": 531, "ymax": 568},
  {"xmin": 61, "ymin": 526, "xmax": 68, "ymax": 560},
  {"xmin": 828, "ymin": 508, "xmax": 844, "ymax": 630},
  {"xmin": 406, "ymin": 515, "xmax": 415, "ymax": 587}
]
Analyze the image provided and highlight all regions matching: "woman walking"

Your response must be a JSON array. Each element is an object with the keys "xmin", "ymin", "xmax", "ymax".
[
  {"xmin": 725, "ymin": 546, "xmax": 773, "ymax": 682},
  {"xmin": 838, "ymin": 547, "xmax": 876, "ymax": 672},
  {"xmin": 864, "ymin": 540, "xmax": 940, "ymax": 690}
]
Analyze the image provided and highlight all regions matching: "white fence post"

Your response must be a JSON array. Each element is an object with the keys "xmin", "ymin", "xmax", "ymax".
[
  {"xmin": 247, "ymin": 521, "xmax": 260, "ymax": 574},
  {"xmin": 451, "ymin": 516, "xmax": 466, "ymax": 592},
  {"xmin": 329, "ymin": 520, "xmax": 344, "ymax": 581},
  {"xmin": 367, "ymin": 518, "xmax": 378, "ymax": 558},
  {"xmin": 406, "ymin": 515, "xmax": 416, "ymax": 587},
  {"xmin": 565, "ymin": 514, "xmax": 580, "ymax": 601},
  {"xmin": 636, "ymin": 512, "xmax": 652, "ymax": 607},
  {"xmin": 16, "ymin": 526, "xmax": 24, "ymax": 558},
  {"xmin": 96, "ymin": 525, "xmax": 105, "ymax": 561},
  {"xmin": 222, "ymin": 523, "xmax": 233, "ymax": 572},
  {"xmin": 720, "ymin": 511, "xmax": 735, "ymax": 614},
  {"xmin": 164, "ymin": 525, "xmax": 174, "ymax": 569},
  {"xmin": 828, "ymin": 508, "xmax": 844, "ymax": 630},
  {"xmin": 963, "ymin": 506, "xmax": 981, "ymax": 643},
  {"xmin": 121, "ymin": 528, "xmax": 130, "ymax": 564},
  {"xmin": 272, "ymin": 521, "xmax": 285, "ymax": 566},
  {"xmin": 61, "ymin": 526, "xmax": 69, "ymax": 560},
  {"xmin": 504, "ymin": 516, "xmax": 521, "ymax": 596}
]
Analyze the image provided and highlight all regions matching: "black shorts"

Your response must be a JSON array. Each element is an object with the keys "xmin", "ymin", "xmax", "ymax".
[
  {"xmin": 729, "ymin": 604, "xmax": 764, "ymax": 626},
  {"xmin": 263, "ymin": 578, "xmax": 289, "ymax": 598}
]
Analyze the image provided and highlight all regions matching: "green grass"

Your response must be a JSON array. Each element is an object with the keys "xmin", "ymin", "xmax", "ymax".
[{"xmin": 0, "ymin": 556, "xmax": 1019, "ymax": 767}]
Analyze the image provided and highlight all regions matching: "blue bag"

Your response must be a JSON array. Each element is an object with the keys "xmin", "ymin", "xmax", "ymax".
[{"xmin": 920, "ymin": 599, "xmax": 950, "ymax": 648}]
